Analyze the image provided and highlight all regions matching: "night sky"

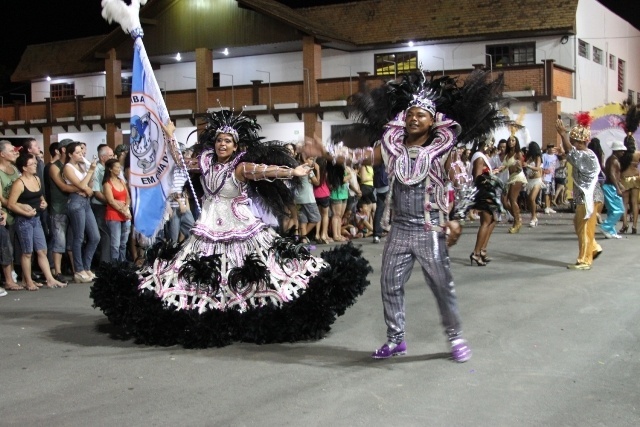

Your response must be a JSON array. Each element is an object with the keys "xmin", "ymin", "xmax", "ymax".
[{"xmin": 1, "ymin": 0, "xmax": 639, "ymax": 95}]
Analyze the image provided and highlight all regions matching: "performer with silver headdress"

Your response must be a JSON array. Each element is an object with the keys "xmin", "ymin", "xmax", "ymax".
[{"xmin": 305, "ymin": 70, "xmax": 509, "ymax": 362}]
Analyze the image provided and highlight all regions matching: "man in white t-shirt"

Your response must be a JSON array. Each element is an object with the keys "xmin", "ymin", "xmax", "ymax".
[{"xmin": 542, "ymin": 145, "xmax": 558, "ymax": 214}]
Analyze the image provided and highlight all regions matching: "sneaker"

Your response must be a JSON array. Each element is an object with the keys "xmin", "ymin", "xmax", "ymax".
[
  {"xmin": 371, "ymin": 341, "xmax": 407, "ymax": 359},
  {"xmin": 567, "ymin": 263, "xmax": 591, "ymax": 270},
  {"xmin": 451, "ymin": 339, "xmax": 472, "ymax": 363},
  {"xmin": 373, "ymin": 236, "xmax": 380, "ymax": 244},
  {"xmin": 610, "ymin": 234, "xmax": 622, "ymax": 239},
  {"xmin": 0, "ymin": 288, "xmax": 7, "ymax": 297},
  {"xmin": 544, "ymin": 207, "xmax": 557, "ymax": 214}
]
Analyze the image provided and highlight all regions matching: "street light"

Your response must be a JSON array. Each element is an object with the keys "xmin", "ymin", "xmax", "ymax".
[
  {"xmin": 219, "ymin": 73, "xmax": 235, "ymax": 110},
  {"xmin": 256, "ymin": 70, "xmax": 271, "ymax": 109}
]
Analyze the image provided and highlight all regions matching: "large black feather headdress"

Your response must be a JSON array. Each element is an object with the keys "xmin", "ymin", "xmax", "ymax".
[
  {"xmin": 334, "ymin": 69, "xmax": 510, "ymax": 147},
  {"xmin": 621, "ymin": 101, "xmax": 640, "ymax": 163},
  {"xmin": 198, "ymin": 109, "xmax": 262, "ymax": 150}
]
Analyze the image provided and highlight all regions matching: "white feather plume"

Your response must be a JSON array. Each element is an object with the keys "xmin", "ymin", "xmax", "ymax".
[{"xmin": 101, "ymin": 0, "xmax": 148, "ymax": 34}]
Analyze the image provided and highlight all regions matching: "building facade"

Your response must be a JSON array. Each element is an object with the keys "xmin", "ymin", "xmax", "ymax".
[{"xmin": 2, "ymin": 0, "xmax": 639, "ymax": 158}]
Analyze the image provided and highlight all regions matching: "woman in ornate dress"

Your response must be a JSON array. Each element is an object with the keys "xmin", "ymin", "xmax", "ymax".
[{"xmin": 91, "ymin": 111, "xmax": 371, "ymax": 348}]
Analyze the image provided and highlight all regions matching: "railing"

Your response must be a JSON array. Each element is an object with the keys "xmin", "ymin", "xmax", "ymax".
[{"xmin": 0, "ymin": 65, "xmax": 556, "ymax": 133}]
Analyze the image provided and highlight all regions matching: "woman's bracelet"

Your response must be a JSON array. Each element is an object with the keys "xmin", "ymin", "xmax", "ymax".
[
  {"xmin": 324, "ymin": 141, "xmax": 373, "ymax": 166},
  {"xmin": 242, "ymin": 163, "xmax": 293, "ymax": 181}
]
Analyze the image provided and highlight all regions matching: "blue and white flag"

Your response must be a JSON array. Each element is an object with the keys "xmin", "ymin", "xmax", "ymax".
[{"xmin": 128, "ymin": 37, "xmax": 174, "ymax": 240}]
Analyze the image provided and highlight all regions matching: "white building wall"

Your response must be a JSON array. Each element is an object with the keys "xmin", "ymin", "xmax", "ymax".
[
  {"xmin": 567, "ymin": 0, "xmax": 640, "ymax": 113},
  {"xmin": 27, "ymin": 0, "xmax": 640, "ymax": 142},
  {"xmin": 32, "ymin": 75, "xmax": 108, "ymax": 102},
  {"xmin": 56, "ymin": 131, "xmax": 107, "ymax": 159}
]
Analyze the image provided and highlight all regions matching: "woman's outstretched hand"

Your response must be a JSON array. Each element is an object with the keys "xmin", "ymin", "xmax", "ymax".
[{"xmin": 292, "ymin": 163, "xmax": 313, "ymax": 177}]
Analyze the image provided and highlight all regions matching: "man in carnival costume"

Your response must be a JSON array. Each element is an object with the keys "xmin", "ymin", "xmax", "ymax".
[
  {"xmin": 555, "ymin": 114, "xmax": 602, "ymax": 270},
  {"xmin": 305, "ymin": 70, "xmax": 508, "ymax": 362}
]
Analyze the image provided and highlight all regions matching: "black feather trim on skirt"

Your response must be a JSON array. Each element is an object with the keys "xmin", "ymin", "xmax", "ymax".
[{"xmin": 90, "ymin": 243, "xmax": 372, "ymax": 348}]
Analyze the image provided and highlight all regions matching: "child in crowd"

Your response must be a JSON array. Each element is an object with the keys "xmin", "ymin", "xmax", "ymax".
[{"xmin": 354, "ymin": 200, "xmax": 374, "ymax": 238}]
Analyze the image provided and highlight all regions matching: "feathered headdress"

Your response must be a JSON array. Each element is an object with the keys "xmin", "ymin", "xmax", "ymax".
[
  {"xmin": 569, "ymin": 111, "xmax": 593, "ymax": 143},
  {"xmin": 199, "ymin": 110, "xmax": 262, "ymax": 148},
  {"xmin": 333, "ymin": 69, "xmax": 510, "ymax": 147}
]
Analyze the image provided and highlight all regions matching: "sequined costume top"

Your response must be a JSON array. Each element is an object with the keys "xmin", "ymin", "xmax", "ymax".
[
  {"xmin": 566, "ymin": 147, "xmax": 600, "ymax": 218},
  {"xmin": 191, "ymin": 150, "xmax": 264, "ymax": 242},
  {"xmin": 379, "ymin": 111, "xmax": 460, "ymax": 231},
  {"xmin": 138, "ymin": 149, "xmax": 327, "ymax": 314}
]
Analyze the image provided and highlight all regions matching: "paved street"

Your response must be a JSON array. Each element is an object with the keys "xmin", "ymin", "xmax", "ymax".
[{"xmin": 1, "ymin": 211, "xmax": 638, "ymax": 426}]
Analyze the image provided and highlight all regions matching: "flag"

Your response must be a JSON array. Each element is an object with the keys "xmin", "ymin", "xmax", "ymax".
[{"xmin": 128, "ymin": 37, "xmax": 174, "ymax": 240}]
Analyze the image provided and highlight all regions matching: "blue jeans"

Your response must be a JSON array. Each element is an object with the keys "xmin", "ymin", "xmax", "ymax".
[
  {"xmin": 15, "ymin": 215, "xmax": 47, "ymax": 254},
  {"xmin": 49, "ymin": 213, "xmax": 73, "ymax": 253},
  {"xmin": 106, "ymin": 220, "xmax": 131, "ymax": 261},
  {"xmin": 67, "ymin": 193, "xmax": 100, "ymax": 272},
  {"xmin": 167, "ymin": 207, "xmax": 194, "ymax": 242},
  {"xmin": 91, "ymin": 203, "xmax": 112, "ymax": 264}
]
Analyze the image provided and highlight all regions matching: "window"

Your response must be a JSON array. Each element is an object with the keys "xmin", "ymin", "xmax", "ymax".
[
  {"xmin": 609, "ymin": 54, "xmax": 616, "ymax": 70},
  {"xmin": 486, "ymin": 42, "xmax": 535, "ymax": 67},
  {"xmin": 374, "ymin": 52, "xmax": 418, "ymax": 77},
  {"xmin": 593, "ymin": 47, "xmax": 603, "ymax": 65},
  {"xmin": 629, "ymin": 90, "xmax": 636, "ymax": 103},
  {"xmin": 50, "ymin": 83, "xmax": 75, "ymax": 100},
  {"xmin": 121, "ymin": 76, "xmax": 132, "ymax": 93},
  {"xmin": 578, "ymin": 39, "xmax": 589, "ymax": 59},
  {"xmin": 618, "ymin": 59, "xmax": 626, "ymax": 92}
]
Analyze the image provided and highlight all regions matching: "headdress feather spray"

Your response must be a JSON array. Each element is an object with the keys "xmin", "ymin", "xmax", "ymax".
[
  {"xmin": 333, "ymin": 70, "xmax": 510, "ymax": 147},
  {"xmin": 621, "ymin": 102, "xmax": 640, "ymax": 168}
]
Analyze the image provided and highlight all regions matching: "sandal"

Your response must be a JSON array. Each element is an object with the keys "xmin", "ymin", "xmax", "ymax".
[
  {"xmin": 46, "ymin": 281, "xmax": 68, "ymax": 288},
  {"xmin": 480, "ymin": 249, "xmax": 492, "ymax": 263},
  {"xmin": 5, "ymin": 283, "xmax": 23, "ymax": 291},
  {"xmin": 23, "ymin": 283, "xmax": 39, "ymax": 291}
]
